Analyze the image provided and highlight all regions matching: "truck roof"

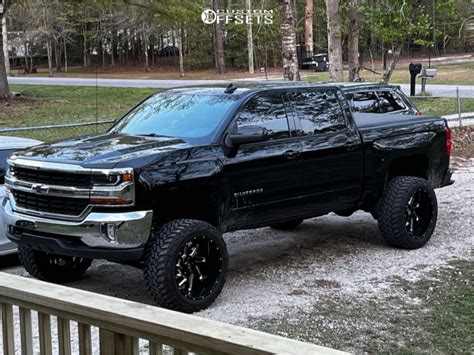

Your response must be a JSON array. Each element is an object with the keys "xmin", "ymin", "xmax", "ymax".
[
  {"xmin": 166, "ymin": 81, "xmax": 341, "ymax": 97},
  {"xmin": 334, "ymin": 82, "xmax": 401, "ymax": 91}
]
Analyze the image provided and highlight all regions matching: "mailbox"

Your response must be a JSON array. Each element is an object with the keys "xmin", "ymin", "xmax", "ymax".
[
  {"xmin": 409, "ymin": 63, "xmax": 422, "ymax": 75},
  {"xmin": 422, "ymin": 68, "xmax": 437, "ymax": 78},
  {"xmin": 409, "ymin": 63, "xmax": 422, "ymax": 96}
]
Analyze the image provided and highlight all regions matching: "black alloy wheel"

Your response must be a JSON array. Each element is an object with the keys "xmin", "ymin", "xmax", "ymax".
[
  {"xmin": 175, "ymin": 235, "xmax": 224, "ymax": 301},
  {"xmin": 405, "ymin": 188, "xmax": 434, "ymax": 238}
]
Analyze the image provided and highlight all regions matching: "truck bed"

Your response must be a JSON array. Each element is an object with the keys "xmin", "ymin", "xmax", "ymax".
[
  {"xmin": 352, "ymin": 112, "xmax": 448, "ymax": 144},
  {"xmin": 352, "ymin": 112, "xmax": 444, "ymax": 129}
]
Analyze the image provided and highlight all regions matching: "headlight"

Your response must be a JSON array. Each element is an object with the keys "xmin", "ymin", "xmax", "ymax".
[
  {"xmin": 92, "ymin": 169, "xmax": 134, "ymax": 186},
  {"xmin": 90, "ymin": 168, "xmax": 135, "ymax": 206}
]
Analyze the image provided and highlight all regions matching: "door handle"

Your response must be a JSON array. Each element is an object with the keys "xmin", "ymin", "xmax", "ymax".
[{"xmin": 284, "ymin": 150, "xmax": 301, "ymax": 159}]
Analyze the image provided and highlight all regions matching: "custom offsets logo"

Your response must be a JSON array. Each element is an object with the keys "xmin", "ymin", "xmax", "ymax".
[{"xmin": 201, "ymin": 9, "xmax": 273, "ymax": 25}]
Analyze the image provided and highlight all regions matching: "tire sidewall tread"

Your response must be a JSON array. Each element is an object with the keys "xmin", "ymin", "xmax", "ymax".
[
  {"xmin": 143, "ymin": 219, "xmax": 228, "ymax": 313},
  {"xmin": 378, "ymin": 176, "xmax": 438, "ymax": 250}
]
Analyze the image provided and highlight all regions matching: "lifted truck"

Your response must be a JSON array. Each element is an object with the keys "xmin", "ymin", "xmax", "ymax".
[{"xmin": 1, "ymin": 83, "xmax": 453, "ymax": 313}]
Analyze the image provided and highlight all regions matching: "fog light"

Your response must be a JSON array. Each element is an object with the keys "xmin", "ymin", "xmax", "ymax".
[{"xmin": 106, "ymin": 224, "xmax": 118, "ymax": 244}]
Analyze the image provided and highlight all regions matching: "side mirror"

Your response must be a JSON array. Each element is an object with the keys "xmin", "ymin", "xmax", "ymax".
[{"xmin": 229, "ymin": 125, "xmax": 269, "ymax": 146}]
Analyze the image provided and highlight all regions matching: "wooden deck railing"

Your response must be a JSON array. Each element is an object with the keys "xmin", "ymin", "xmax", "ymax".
[{"xmin": 0, "ymin": 273, "xmax": 346, "ymax": 355}]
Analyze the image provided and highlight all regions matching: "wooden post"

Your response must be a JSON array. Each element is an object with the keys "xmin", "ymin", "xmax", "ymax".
[
  {"xmin": 149, "ymin": 341, "xmax": 163, "ymax": 355},
  {"xmin": 99, "ymin": 329, "xmax": 115, "ymax": 355},
  {"xmin": 38, "ymin": 312, "xmax": 52, "ymax": 355},
  {"xmin": 19, "ymin": 307, "xmax": 33, "ymax": 355},
  {"xmin": 58, "ymin": 317, "xmax": 72, "ymax": 355},
  {"xmin": 78, "ymin": 323, "xmax": 92, "ymax": 355},
  {"xmin": 125, "ymin": 335, "xmax": 139, "ymax": 355},
  {"xmin": 1, "ymin": 303, "xmax": 15, "ymax": 355}
]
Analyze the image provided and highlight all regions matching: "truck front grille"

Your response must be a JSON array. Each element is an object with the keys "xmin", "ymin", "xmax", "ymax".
[
  {"xmin": 11, "ymin": 166, "xmax": 92, "ymax": 188},
  {"xmin": 12, "ymin": 190, "xmax": 89, "ymax": 217}
]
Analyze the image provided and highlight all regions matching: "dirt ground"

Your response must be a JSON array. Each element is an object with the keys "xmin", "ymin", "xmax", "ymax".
[{"xmin": 1, "ymin": 152, "xmax": 473, "ymax": 353}]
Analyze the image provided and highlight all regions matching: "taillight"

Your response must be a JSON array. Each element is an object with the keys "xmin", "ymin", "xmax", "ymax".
[{"xmin": 446, "ymin": 127, "xmax": 452, "ymax": 156}]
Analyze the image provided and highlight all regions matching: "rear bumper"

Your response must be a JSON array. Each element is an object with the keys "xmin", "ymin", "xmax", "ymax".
[{"xmin": 1, "ymin": 196, "xmax": 153, "ymax": 262}]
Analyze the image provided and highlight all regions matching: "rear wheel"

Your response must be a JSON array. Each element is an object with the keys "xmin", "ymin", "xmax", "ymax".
[
  {"xmin": 270, "ymin": 218, "xmax": 304, "ymax": 230},
  {"xmin": 378, "ymin": 176, "xmax": 437, "ymax": 249},
  {"xmin": 143, "ymin": 219, "xmax": 228, "ymax": 313},
  {"xmin": 18, "ymin": 246, "xmax": 92, "ymax": 283}
]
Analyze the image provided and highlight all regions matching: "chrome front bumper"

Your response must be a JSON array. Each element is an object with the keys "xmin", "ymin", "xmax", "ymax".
[{"xmin": 1, "ymin": 196, "xmax": 153, "ymax": 249}]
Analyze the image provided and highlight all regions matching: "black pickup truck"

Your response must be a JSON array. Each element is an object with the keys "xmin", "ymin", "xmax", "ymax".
[{"xmin": 1, "ymin": 83, "xmax": 453, "ymax": 312}]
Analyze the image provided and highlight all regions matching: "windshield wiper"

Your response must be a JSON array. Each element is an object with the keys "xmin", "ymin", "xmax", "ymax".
[{"xmin": 138, "ymin": 133, "xmax": 171, "ymax": 138}]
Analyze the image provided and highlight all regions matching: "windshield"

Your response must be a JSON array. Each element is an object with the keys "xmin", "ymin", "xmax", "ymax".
[{"xmin": 111, "ymin": 91, "xmax": 239, "ymax": 144}]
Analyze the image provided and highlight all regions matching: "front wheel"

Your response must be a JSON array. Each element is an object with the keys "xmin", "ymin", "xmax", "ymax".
[
  {"xmin": 143, "ymin": 219, "xmax": 228, "ymax": 313},
  {"xmin": 378, "ymin": 176, "xmax": 438, "ymax": 249},
  {"xmin": 18, "ymin": 246, "xmax": 92, "ymax": 283}
]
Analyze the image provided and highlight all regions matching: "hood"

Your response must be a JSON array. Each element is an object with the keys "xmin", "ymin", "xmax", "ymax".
[
  {"xmin": 0, "ymin": 136, "xmax": 42, "ymax": 149},
  {"xmin": 16, "ymin": 133, "xmax": 189, "ymax": 169}
]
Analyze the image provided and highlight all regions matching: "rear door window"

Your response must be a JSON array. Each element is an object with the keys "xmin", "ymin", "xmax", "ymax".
[{"xmin": 290, "ymin": 90, "xmax": 346, "ymax": 135}]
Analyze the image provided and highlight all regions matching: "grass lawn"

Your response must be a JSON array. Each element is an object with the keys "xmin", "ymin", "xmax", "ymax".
[
  {"xmin": 411, "ymin": 97, "xmax": 474, "ymax": 116},
  {"xmin": 1, "ymin": 85, "xmax": 157, "ymax": 141}
]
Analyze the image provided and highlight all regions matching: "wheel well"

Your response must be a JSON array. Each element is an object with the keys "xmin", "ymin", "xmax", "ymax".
[{"xmin": 387, "ymin": 155, "xmax": 429, "ymax": 181}]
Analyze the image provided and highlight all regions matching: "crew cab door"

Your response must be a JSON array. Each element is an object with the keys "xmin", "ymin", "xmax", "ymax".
[
  {"xmin": 288, "ymin": 89, "xmax": 363, "ymax": 214},
  {"xmin": 223, "ymin": 92, "xmax": 302, "ymax": 228}
]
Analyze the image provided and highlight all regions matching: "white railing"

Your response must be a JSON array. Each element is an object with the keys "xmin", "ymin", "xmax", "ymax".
[{"xmin": 0, "ymin": 273, "xmax": 346, "ymax": 355}]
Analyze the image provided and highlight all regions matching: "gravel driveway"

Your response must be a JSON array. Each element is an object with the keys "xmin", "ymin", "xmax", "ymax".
[{"xmin": 1, "ymin": 158, "xmax": 473, "ymax": 353}]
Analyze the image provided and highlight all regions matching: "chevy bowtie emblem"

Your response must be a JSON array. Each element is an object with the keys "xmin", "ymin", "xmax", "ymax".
[{"xmin": 31, "ymin": 184, "xmax": 49, "ymax": 194}]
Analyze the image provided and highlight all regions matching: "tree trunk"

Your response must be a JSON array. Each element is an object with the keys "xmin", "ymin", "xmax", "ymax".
[
  {"xmin": 325, "ymin": 0, "xmax": 343, "ymax": 82},
  {"xmin": 278, "ymin": 0, "xmax": 300, "ymax": 81},
  {"xmin": 348, "ymin": 0, "xmax": 360, "ymax": 82},
  {"xmin": 304, "ymin": 0, "xmax": 313, "ymax": 55},
  {"xmin": 102, "ymin": 41, "xmax": 106, "ymax": 67},
  {"xmin": 83, "ymin": 27, "xmax": 88, "ymax": 69},
  {"xmin": 246, "ymin": 0, "xmax": 254, "ymax": 74},
  {"xmin": 2, "ymin": 16, "xmax": 10, "ymax": 76},
  {"xmin": 151, "ymin": 36, "xmax": 155, "ymax": 66},
  {"xmin": 368, "ymin": 0, "xmax": 376, "ymax": 55},
  {"xmin": 64, "ymin": 40, "xmax": 68, "ymax": 72},
  {"xmin": 46, "ymin": 38, "xmax": 53, "ymax": 77},
  {"xmin": 431, "ymin": 0, "xmax": 436, "ymax": 47},
  {"xmin": 143, "ymin": 34, "xmax": 150, "ymax": 72},
  {"xmin": 381, "ymin": 47, "xmax": 401, "ymax": 83},
  {"xmin": 177, "ymin": 26, "xmax": 184, "ymax": 77},
  {"xmin": 213, "ymin": 0, "xmax": 225, "ymax": 74},
  {"xmin": 55, "ymin": 40, "xmax": 62, "ymax": 72},
  {"xmin": 0, "ymin": 13, "xmax": 10, "ymax": 99},
  {"xmin": 110, "ymin": 31, "xmax": 115, "ymax": 67},
  {"xmin": 23, "ymin": 42, "xmax": 28, "ymax": 72}
]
